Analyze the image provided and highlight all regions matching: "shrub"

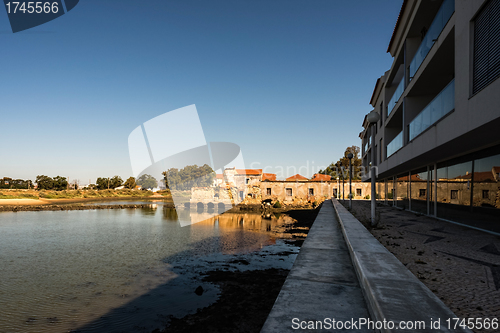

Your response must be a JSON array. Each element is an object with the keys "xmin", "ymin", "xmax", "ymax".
[
  {"xmin": 273, "ymin": 201, "xmax": 282, "ymax": 208},
  {"xmin": 365, "ymin": 195, "xmax": 370, "ymax": 199}
]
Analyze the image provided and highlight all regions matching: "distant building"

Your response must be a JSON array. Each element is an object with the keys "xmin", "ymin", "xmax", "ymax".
[
  {"xmin": 360, "ymin": 0, "xmax": 500, "ymax": 226},
  {"xmin": 262, "ymin": 173, "xmax": 277, "ymax": 181},
  {"xmin": 310, "ymin": 174, "xmax": 332, "ymax": 182},
  {"xmin": 285, "ymin": 174, "xmax": 308, "ymax": 182}
]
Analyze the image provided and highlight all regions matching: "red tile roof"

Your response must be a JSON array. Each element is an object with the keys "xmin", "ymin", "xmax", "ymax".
[
  {"xmin": 286, "ymin": 174, "xmax": 308, "ymax": 181},
  {"xmin": 454, "ymin": 171, "xmax": 496, "ymax": 182},
  {"xmin": 397, "ymin": 174, "xmax": 424, "ymax": 182},
  {"xmin": 235, "ymin": 169, "xmax": 262, "ymax": 175},
  {"xmin": 493, "ymin": 166, "xmax": 500, "ymax": 174},
  {"xmin": 216, "ymin": 174, "xmax": 224, "ymax": 179},
  {"xmin": 311, "ymin": 174, "xmax": 331, "ymax": 181},
  {"xmin": 262, "ymin": 173, "xmax": 276, "ymax": 181}
]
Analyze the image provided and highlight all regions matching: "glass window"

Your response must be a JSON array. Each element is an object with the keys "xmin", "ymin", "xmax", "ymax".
[
  {"xmin": 286, "ymin": 188, "xmax": 292, "ymax": 196},
  {"xmin": 387, "ymin": 178, "xmax": 395, "ymax": 206},
  {"xmin": 309, "ymin": 188, "xmax": 314, "ymax": 196},
  {"xmin": 396, "ymin": 173, "xmax": 409, "ymax": 209},
  {"xmin": 473, "ymin": 153, "xmax": 500, "ymax": 208},
  {"xmin": 410, "ymin": 169, "xmax": 429, "ymax": 214},
  {"xmin": 436, "ymin": 161, "xmax": 472, "ymax": 221},
  {"xmin": 356, "ymin": 188, "xmax": 362, "ymax": 196},
  {"xmin": 266, "ymin": 188, "xmax": 271, "ymax": 195}
]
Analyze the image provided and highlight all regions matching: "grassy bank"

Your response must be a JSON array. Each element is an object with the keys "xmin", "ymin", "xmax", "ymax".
[{"xmin": 0, "ymin": 189, "xmax": 172, "ymax": 200}]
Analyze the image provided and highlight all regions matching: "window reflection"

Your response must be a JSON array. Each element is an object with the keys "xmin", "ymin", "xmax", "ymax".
[
  {"xmin": 473, "ymin": 154, "xmax": 500, "ymax": 209},
  {"xmin": 410, "ymin": 170, "xmax": 428, "ymax": 214},
  {"xmin": 396, "ymin": 174, "xmax": 410, "ymax": 209}
]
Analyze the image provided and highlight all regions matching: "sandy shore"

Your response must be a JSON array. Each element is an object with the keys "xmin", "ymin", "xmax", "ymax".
[{"xmin": 0, "ymin": 198, "xmax": 48, "ymax": 206}]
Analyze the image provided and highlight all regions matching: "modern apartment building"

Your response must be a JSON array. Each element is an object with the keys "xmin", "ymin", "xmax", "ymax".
[{"xmin": 360, "ymin": 0, "xmax": 500, "ymax": 231}]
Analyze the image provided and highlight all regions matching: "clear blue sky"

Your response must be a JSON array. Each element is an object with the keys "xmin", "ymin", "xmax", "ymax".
[{"xmin": 0, "ymin": 0, "xmax": 402, "ymax": 183}]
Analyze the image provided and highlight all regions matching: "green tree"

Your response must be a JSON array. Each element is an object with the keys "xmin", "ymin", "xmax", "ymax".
[
  {"xmin": 95, "ymin": 176, "xmax": 123, "ymax": 190},
  {"xmin": 96, "ymin": 177, "xmax": 109, "ymax": 190},
  {"xmin": 2, "ymin": 178, "xmax": 33, "ymax": 189},
  {"xmin": 162, "ymin": 164, "xmax": 215, "ymax": 190},
  {"xmin": 124, "ymin": 177, "xmax": 136, "ymax": 189},
  {"xmin": 53, "ymin": 176, "xmax": 68, "ymax": 190},
  {"xmin": 36, "ymin": 175, "xmax": 54, "ymax": 190},
  {"xmin": 319, "ymin": 146, "xmax": 362, "ymax": 180},
  {"xmin": 136, "ymin": 174, "xmax": 158, "ymax": 190},
  {"xmin": 109, "ymin": 176, "xmax": 123, "ymax": 189}
]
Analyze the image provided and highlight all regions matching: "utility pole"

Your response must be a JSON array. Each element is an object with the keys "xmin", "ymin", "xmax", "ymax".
[
  {"xmin": 348, "ymin": 153, "xmax": 353, "ymax": 210},
  {"xmin": 366, "ymin": 110, "xmax": 381, "ymax": 227}
]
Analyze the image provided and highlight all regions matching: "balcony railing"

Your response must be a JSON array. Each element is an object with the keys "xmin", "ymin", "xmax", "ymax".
[
  {"xmin": 387, "ymin": 78, "xmax": 404, "ymax": 117},
  {"xmin": 409, "ymin": 0, "xmax": 454, "ymax": 80},
  {"xmin": 409, "ymin": 79, "xmax": 455, "ymax": 141},
  {"xmin": 387, "ymin": 131, "xmax": 403, "ymax": 157}
]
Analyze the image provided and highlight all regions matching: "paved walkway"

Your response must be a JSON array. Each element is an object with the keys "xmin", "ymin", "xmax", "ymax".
[
  {"xmin": 346, "ymin": 200, "xmax": 500, "ymax": 331},
  {"xmin": 261, "ymin": 200, "xmax": 373, "ymax": 332},
  {"xmin": 262, "ymin": 199, "xmax": 473, "ymax": 333}
]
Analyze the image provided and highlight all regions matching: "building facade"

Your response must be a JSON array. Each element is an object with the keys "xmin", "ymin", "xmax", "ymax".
[
  {"xmin": 361, "ymin": 0, "xmax": 500, "ymax": 230},
  {"xmin": 192, "ymin": 169, "xmax": 373, "ymax": 209}
]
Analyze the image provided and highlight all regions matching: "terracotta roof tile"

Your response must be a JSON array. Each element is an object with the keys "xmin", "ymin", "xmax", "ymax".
[
  {"xmin": 262, "ymin": 173, "xmax": 276, "ymax": 181},
  {"xmin": 311, "ymin": 174, "xmax": 331, "ymax": 181},
  {"xmin": 455, "ymin": 171, "xmax": 496, "ymax": 182},
  {"xmin": 286, "ymin": 174, "xmax": 308, "ymax": 181},
  {"xmin": 235, "ymin": 169, "xmax": 262, "ymax": 175}
]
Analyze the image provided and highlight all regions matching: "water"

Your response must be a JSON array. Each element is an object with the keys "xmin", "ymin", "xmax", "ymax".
[{"xmin": 0, "ymin": 204, "xmax": 299, "ymax": 333}]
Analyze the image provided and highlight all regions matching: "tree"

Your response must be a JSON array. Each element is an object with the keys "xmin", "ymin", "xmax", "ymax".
[
  {"xmin": 53, "ymin": 176, "xmax": 68, "ymax": 190},
  {"xmin": 124, "ymin": 177, "xmax": 136, "ymax": 189},
  {"xmin": 319, "ymin": 146, "xmax": 363, "ymax": 180},
  {"xmin": 162, "ymin": 164, "xmax": 215, "ymax": 190},
  {"xmin": 109, "ymin": 176, "xmax": 123, "ymax": 189},
  {"xmin": 136, "ymin": 174, "xmax": 157, "ymax": 190},
  {"xmin": 96, "ymin": 177, "xmax": 108, "ymax": 190},
  {"xmin": 36, "ymin": 175, "xmax": 54, "ymax": 190},
  {"xmin": 95, "ymin": 176, "xmax": 123, "ymax": 190},
  {"xmin": 1, "ymin": 178, "xmax": 33, "ymax": 189}
]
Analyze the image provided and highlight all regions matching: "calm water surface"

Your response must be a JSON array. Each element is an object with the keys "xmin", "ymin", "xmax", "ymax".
[{"xmin": 0, "ymin": 203, "xmax": 299, "ymax": 333}]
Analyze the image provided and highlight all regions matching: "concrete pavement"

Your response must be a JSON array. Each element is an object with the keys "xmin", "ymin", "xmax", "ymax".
[
  {"xmin": 261, "ymin": 199, "xmax": 472, "ymax": 332},
  {"xmin": 261, "ymin": 200, "xmax": 373, "ymax": 332}
]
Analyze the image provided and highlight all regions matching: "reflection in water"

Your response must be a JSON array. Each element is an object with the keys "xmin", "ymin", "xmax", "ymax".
[
  {"xmin": 0, "ymin": 204, "xmax": 300, "ymax": 333},
  {"xmin": 162, "ymin": 205, "xmax": 179, "ymax": 221}
]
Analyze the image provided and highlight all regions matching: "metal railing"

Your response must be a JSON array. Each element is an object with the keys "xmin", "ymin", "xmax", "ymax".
[
  {"xmin": 387, "ymin": 78, "xmax": 405, "ymax": 117},
  {"xmin": 387, "ymin": 131, "xmax": 403, "ymax": 157},
  {"xmin": 409, "ymin": 0, "xmax": 454, "ymax": 80}
]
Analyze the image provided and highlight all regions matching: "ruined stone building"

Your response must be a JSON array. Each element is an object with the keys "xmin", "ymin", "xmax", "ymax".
[{"xmin": 191, "ymin": 168, "xmax": 374, "ymax": 209}]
